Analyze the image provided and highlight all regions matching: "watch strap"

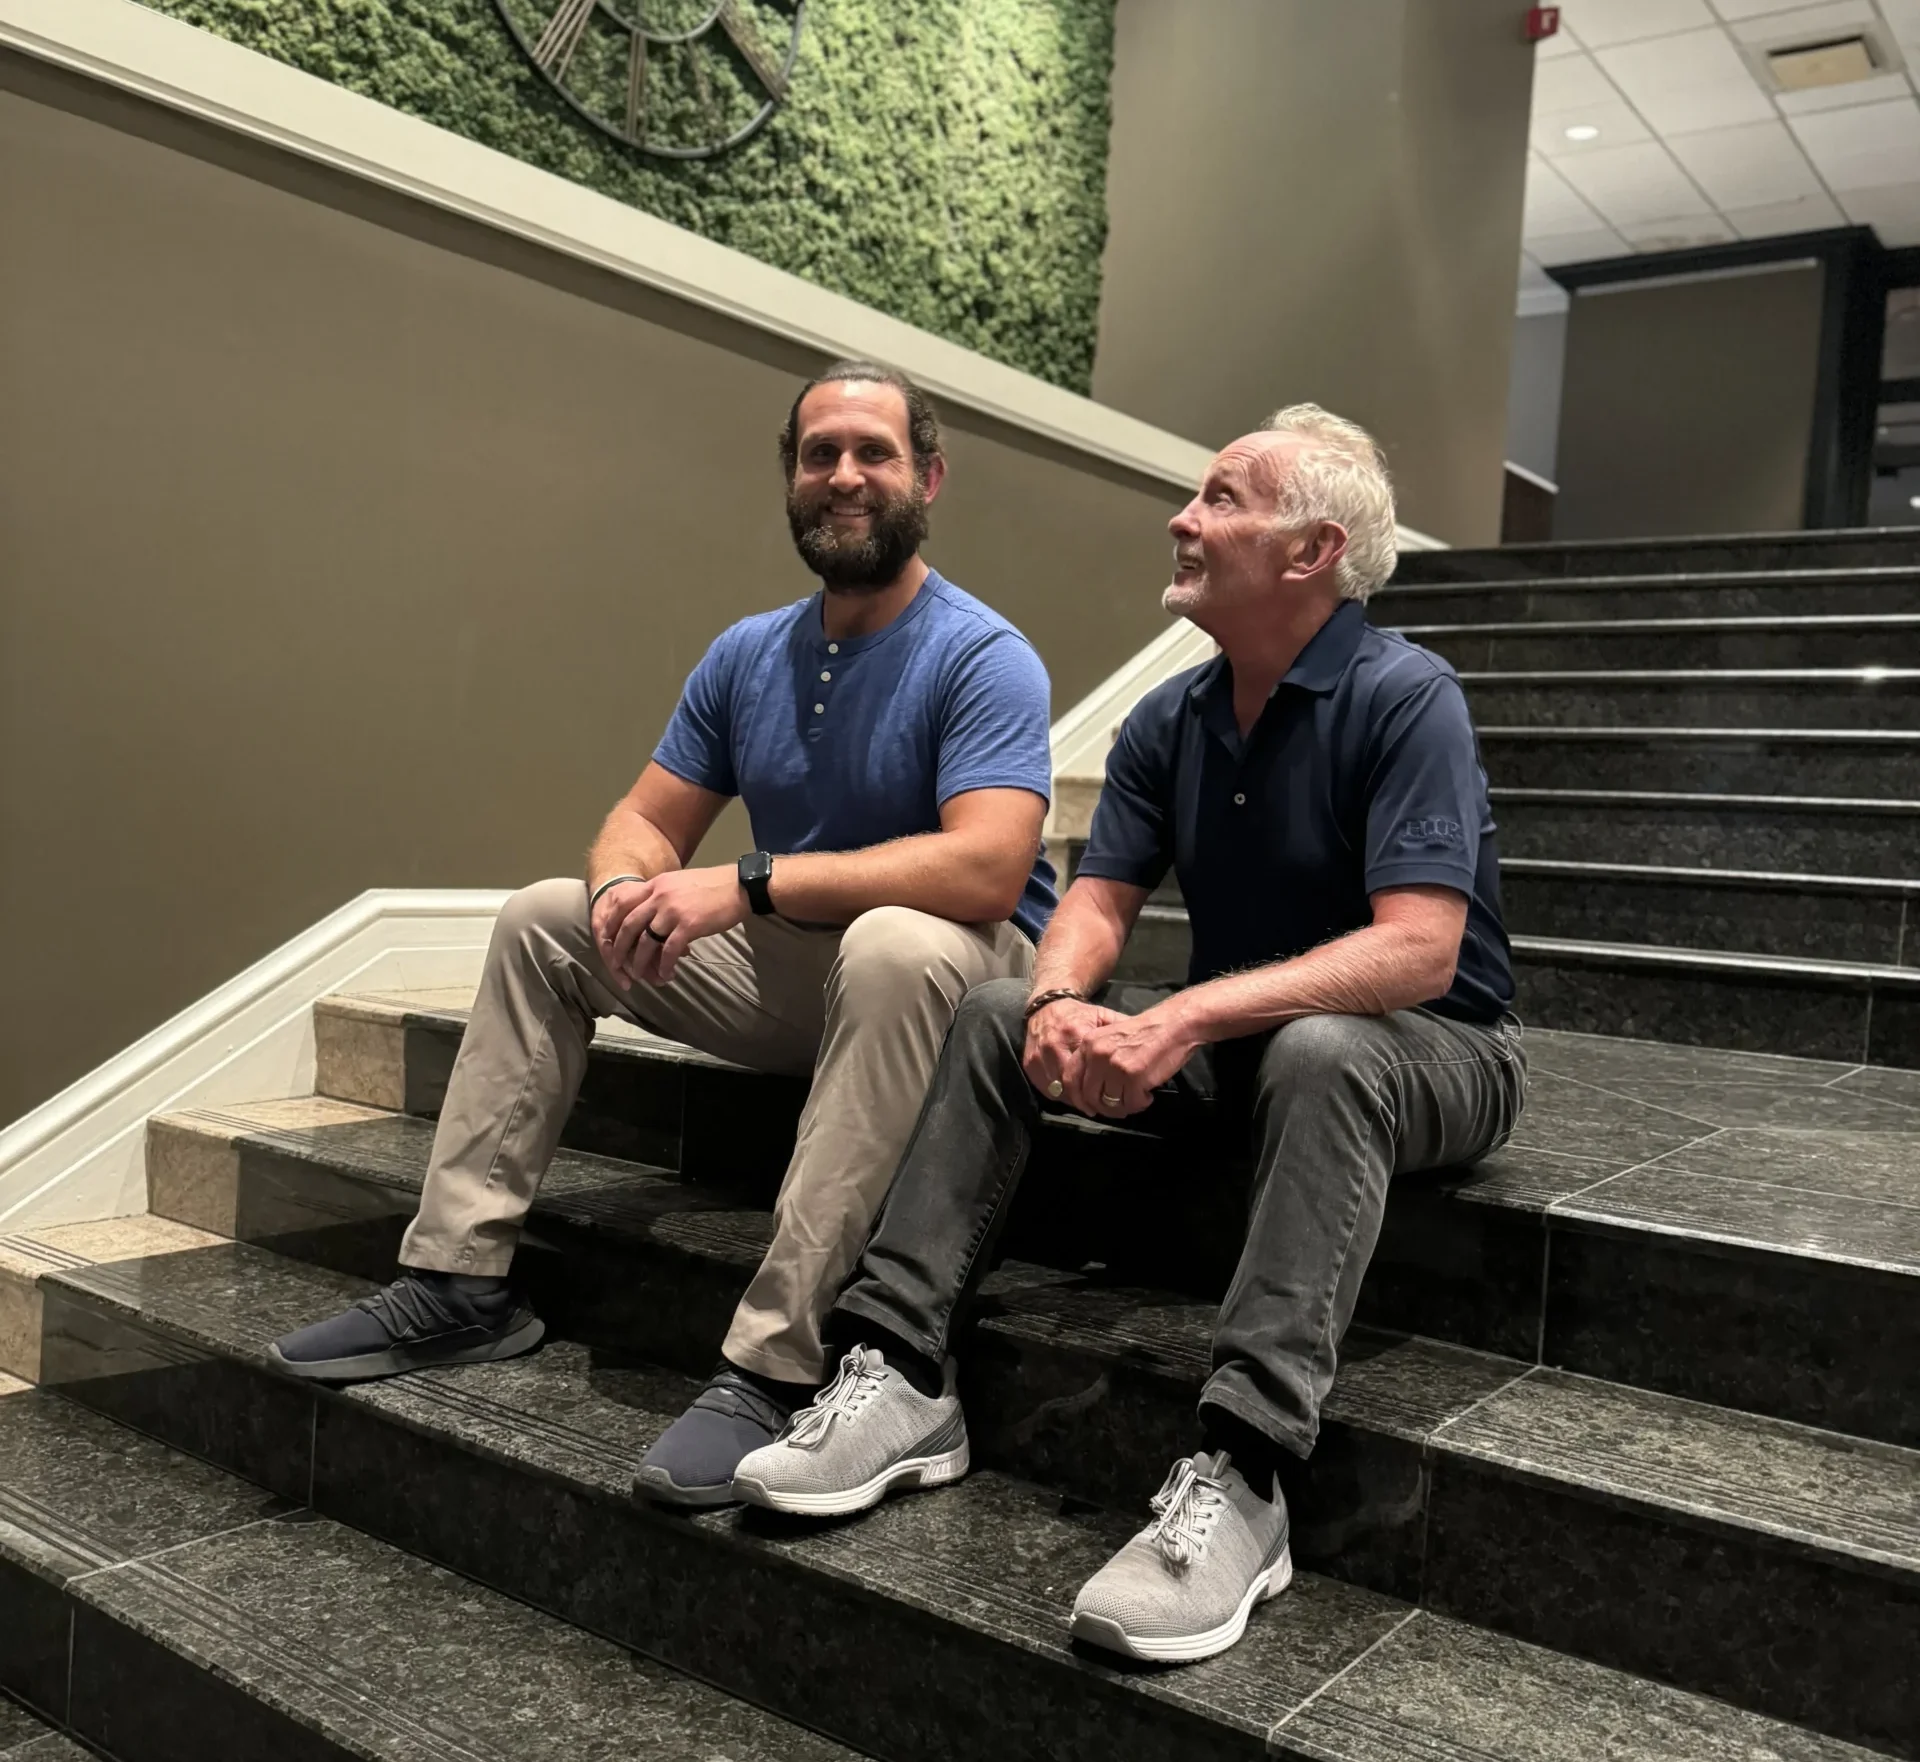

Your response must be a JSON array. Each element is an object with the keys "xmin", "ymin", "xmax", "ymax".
[{"xmin": 738, "ymin": 852, "xmax": 776, "ymax": 917}]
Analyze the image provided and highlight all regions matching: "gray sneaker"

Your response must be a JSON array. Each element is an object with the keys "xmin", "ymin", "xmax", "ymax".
[
  {"xmin": 1070, "ymin": 1451, "xmax": 1292, "ymax": 1662},
  {"xmin": 731, "ymin": 1345, "xmax": 969, "ymax": 1517}
]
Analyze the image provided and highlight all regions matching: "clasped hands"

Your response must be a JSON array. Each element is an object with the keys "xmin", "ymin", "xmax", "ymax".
[
  {"xmin": 1021, "ymin": 996, "xmax": 1199, "ymax": 1120},
  {"xmin": 591, "ymin": 867, "xmax": 746, "ymax": 987}
]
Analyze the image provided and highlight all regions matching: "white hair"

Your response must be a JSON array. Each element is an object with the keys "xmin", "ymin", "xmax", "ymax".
[{"xmin": 1261, "ymin": 403, "xmax": 1398, "ymax": 602}]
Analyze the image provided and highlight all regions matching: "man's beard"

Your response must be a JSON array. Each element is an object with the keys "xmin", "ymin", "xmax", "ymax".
[{"xmin": 787, "ymin": 478, "xmax": 929, "ymax": 591}]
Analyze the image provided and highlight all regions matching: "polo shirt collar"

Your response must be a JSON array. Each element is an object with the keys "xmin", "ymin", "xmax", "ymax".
[
  {"xmin": 1283, "ymin": 599, "xmax": 1368, "ymax": 693},
  {"xmin": 1186, "ymin": 599, "xmax": 1368, "ymax": 721}
]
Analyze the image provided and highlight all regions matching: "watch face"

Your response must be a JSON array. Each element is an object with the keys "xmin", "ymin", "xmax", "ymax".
[
  {"xmin": 741, "ymin": 852, "xmax": 773, "ymax": 883},
  {"xmin": 494, "ymin": 0, "xmax": 804, "ymax": 161}
]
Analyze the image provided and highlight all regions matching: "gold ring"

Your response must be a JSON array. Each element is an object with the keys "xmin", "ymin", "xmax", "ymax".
[{"xmin": 1046, "ymin": 1080, "xmax": 1064, "ymax": 1099}]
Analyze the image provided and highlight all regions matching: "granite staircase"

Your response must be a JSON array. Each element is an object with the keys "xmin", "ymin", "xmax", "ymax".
[{"xmin": 0, "ymin": 529, "xmax": 1915, "ymax": 1762}]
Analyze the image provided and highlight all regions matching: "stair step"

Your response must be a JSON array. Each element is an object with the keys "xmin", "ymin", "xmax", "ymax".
[
  {"xmin": 159, "ymin": 1055, "xmax": 1920, "ymax": 1449},
  {"xmin": 1478, "ymin": 728, "xmax": 1920, "ymax": 798},
  {"xmin": 1085, "ymin": 845, "xmax": 1920, "ymax": 967},
  {"xmin": 33, "ymin": 1241, "xmax": 1916, "ymax": 1759},
  {"xmin": 1460, "ymin": 669, "xmax": 1920, "ymax": 730},
  {"xmin": 0, "ymin": 1382, "xmax": 857, "ymax": 1762},
  {"xmin": 1492, "ymin": 787, "xmax": 1920, "ymax": 875},
  {"xmin": 0, "ymin": 1694, "xmax": 85, "ymax": 1761},
  {"xmin": 1110, "ymin": 903, "xmax": 1920, "ymax": 1066},
  {"xmin": 1374, "ymin": 565, "xmax": 1920, "ymax": 623},
  {"xmin": 1502, "ymin": 861, "xmax": 1916, "ymax": 966},
  {"xmin": 291, "ymin": 998, "xmax": 1920, "ymax": 1443},
  {"xmin": 1405, "ymin": 614, "xmax": 1920, "ymax": 672},
  {"xmin": 1390, "ymin": 530, "xmax": 1920, "ymax": 581}
]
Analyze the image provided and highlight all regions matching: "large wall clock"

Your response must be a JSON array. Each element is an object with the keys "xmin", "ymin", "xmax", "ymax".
[{"xmin": 493, "ymin": 0, "xmax": 804, "ymax": 160}]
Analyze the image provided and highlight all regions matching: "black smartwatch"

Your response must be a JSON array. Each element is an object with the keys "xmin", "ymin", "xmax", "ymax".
[{"xmin": 737, "ymin": 850, "xmax": 776, "ymax": 916}]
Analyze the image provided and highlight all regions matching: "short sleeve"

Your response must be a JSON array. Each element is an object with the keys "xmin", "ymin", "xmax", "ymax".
[
  {"xmin": 1074, "ymin": 699, "xmax": 1174, "ymax": 890},
  {"xmin": 933, "ymin": 633, "xmax": 1055, "ymax": 807},
  {"xmin": 651, "ymin": 628, "xmax": 739, "ymax": 797},
  {"xmin": 1362, "ymin": 672, "xmax": 1483, "ymax": 897}
]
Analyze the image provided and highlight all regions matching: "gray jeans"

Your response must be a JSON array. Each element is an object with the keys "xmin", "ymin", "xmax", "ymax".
[{"xmin": 834, "ymin": 977, "xmax": 1528, "ymax": 1456}]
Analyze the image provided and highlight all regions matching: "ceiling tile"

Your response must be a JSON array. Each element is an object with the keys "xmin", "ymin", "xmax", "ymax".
[
  {"xmin": 1597, "ymin": 26, "xmax": 1779, "ymax": 130},
  {"xmin": 1528, "ymin": 225, "xmax": 1634, "ymax": 264},
  {"xmin": 1711, "ymin": 0, "xmax": 1835, "ymax": 14},
  {"xmin": 1556, "ymin": 138, "xmax": 1717, "ymax": 222},
  {"xmin": 1776, "ymin": 71, "xmax": 1917, "ymax": 116},
  {"xmin": 1665, "ymin": 117, "xmax": 1826, "ymax": 205},
  {"xmin": 1524, "ymin": 155, "xmax": 1611, "ymax": 233},
  {"xmin": 1723, "ymin": 0, "xmax": 1877, "ymax": 44},
  {"xmin": 1617, "ymin": 213, "xmax": 1742, "ymax": 246},
  {"xmin": 1723, "ymin": 189, "xmax": 1850, "ymax": 231},
  {"xmin": 1564, "ymin": 0, "xmax": 1718, "ymax": 47},
  {"xmin": 1533, "ymin": 50, "xmax": 1625, "ymax": 112},
  {"xmin": 1533, "ymin": 98, "xmax": 1655, "ymax": 154},
  {"xmin": 1789, "ymin": 95, "xmax": 1920, "ymax": 188},
  {"xmin": 1536, "ymin": 22, "xmax": 1587, "ymax": 58},
  {"xmin": 1839, "ymin": 179, "xmax": 1920, "ymax": 241}
]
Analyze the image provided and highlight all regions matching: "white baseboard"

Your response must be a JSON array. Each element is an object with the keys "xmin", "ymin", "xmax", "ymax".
[{"xmin": 0, "ymin": 889, "xmax": 508, "ymax": 1233}]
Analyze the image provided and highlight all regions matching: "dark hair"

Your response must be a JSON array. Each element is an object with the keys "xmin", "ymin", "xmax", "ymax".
[{"xmin": 778, "ymin": 359, "xmax": 943, "ymax": 481}]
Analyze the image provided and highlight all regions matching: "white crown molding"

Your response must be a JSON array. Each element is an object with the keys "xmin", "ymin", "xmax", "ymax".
[{"xmin": 0, "ymin": 889, "xmax": 509, "ymax": 1233}]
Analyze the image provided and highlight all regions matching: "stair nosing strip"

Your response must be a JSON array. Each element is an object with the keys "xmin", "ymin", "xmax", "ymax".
[{"xmin": 1398, "ymin": 614, "xmax": 1920, "ymax": 636}]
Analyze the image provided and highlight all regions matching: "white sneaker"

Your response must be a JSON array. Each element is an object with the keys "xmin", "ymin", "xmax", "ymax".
[
  {"xmin": 1070, "ymin": 1452, "xmax": 1292, "ymax": 1663},
  {"xmin": 732, "ymin": 1345, "xmax": 969, "ymax": 1517}
]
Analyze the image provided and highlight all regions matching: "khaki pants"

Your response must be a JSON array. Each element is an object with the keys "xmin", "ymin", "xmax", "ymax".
[{"xmin": 400, "ymin": 878, "xmax": 1034, "ymax": 1383}]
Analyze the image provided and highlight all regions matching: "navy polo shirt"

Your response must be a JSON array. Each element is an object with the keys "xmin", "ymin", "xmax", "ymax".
[{"xmin": 1077, "ymin": 600, "xmax": 1513, "ymax": 1024}]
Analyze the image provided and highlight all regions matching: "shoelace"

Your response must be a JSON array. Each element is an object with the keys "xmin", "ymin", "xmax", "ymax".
[
  {"xmin": 1146, "ymin": 1457, "xmax": 1230, "ymax": 1568},
  {"xmin": 351, "ymin": 1274, "xmax": 469, "ymax": 1342},
  {"xmin": 784, "ymin": 1347, "xmax": 886, "ymax": 1450},
  {"xmin": 691, "ymin": 1370, "xmax": 792, "ymax": 1434}
]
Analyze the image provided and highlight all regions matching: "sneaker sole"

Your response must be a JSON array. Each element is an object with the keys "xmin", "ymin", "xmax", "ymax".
[
  {"xmin": 732, "ymin": 1438, "xmax": 971, "ymax": 1517},
  {"xmin": 631, "ymin": 1466, "xmax": 743, "ymax": 1511},
  {"xmin": 267, "ymin": 1315, "xmax": 546, "ymax": 1384},
  {"xmin": 1069, "ymin": 1546, "xmax": 1293, "ymax": 1664}
]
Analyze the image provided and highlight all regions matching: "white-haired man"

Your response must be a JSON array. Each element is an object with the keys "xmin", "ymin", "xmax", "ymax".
[{"xmin": 722, "ymin": 406, "xmax": 1527, "ymax": 1664}]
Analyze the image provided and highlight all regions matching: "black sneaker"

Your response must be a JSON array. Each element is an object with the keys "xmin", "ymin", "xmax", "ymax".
[
  {"xmin": 633, "ymin": 1365, "xmax": 809, "ymax": 1509},
  {"xmin": 267, "ymin": 1272, "xmax": 544, "ymax": 1383}
]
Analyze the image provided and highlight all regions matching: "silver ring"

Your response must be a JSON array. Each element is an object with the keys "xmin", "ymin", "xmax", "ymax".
[
  {"xmin": 1046, "ymin": 1080, "xmax": 1063, "ymax": 1099},
  {"xmin": 1101, "ymin": 1092, "xmax": 1122, "ymax": 1107}
]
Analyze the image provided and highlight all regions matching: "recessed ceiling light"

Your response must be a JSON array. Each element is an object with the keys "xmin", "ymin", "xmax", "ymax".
[
  {"xmin": 1564, "ymin": 124, "xmax": 1600, "ymax": 141},
  {"xmin": 1910, "ymin": 495, "xmax": 1920, "ymax": 509}
]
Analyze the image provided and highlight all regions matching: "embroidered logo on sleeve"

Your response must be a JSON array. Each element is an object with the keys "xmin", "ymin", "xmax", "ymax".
[{"xmin": 1400, "ymin": 816, "xmax": 1463, "ymax": 848}]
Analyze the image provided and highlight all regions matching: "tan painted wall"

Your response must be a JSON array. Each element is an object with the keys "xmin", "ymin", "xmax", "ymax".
[
  {"xmin": 1553, "ymin": 265, "xmax": 1825, "ymax": 539},
  {"xmin": 0, "ymin": 55, "xmax": 1186, "ymax": 1124},
  {"xmin": 1091, "ymin": 0, "xmax": 1535, "ymax": 547}
]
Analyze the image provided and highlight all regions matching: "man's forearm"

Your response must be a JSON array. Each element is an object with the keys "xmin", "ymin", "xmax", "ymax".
[
  {"xmin": 1027, "ymin": 880, "xmax": 1138, "ymax": 998},
  {"xmin": 768, "ymin": 831, "xmax": 1029, "ymax": 926},
  {"xmin": 586, "ymin": 805, "xmax": 684, "ymax": 893},
  {"xmin": 1165, "ymin": 920, "xmax": 1457, "ymax": 1044}
]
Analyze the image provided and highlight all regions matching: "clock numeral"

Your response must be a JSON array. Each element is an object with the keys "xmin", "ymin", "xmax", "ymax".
[
  {"xmin": 531, "ymin": 0, "xmax": 596, "ymax": 79},
  {"xmin": 625, "ymin": 29, "xmax": 648, "ymax": 144},
  {"xmin": 717, "ymin": 0, "xmax": 787, "ymax": 99}
]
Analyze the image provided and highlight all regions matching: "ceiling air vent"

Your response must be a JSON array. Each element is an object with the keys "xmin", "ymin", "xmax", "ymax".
[{"xmin": 1765, "ymin": 35, "xmax": 1880, "ymax": 91}]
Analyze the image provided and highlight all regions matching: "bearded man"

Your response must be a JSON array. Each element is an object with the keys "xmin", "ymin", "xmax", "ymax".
[{"xmin": 270, "ymin": 361, "xmax": 1057, "ymax": 1510}]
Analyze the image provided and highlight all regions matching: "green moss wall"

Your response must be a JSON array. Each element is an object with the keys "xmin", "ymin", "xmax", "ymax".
[{"xmin": 134, "ymin": 0, "xmax": 1117, "ymax": 392}]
